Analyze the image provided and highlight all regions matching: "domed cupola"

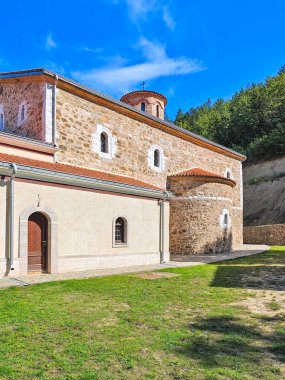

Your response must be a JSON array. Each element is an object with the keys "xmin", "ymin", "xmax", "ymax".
[{"xmin": 120, "ymin": 90, "xmax": 167, "ymax": 120}]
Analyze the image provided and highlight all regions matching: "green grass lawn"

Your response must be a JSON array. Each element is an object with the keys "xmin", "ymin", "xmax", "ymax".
[{"xmin": 1, "ymin": 247, "xmax": 285, "ymax": 380}]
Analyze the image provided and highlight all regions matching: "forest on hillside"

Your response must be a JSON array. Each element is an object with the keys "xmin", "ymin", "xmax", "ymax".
[{"xmin": 174, "ymin": 66, "xmax": 285, "ymax": 162}]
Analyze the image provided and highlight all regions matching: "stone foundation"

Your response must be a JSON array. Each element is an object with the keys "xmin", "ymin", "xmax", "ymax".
[{"xmin": 244, "ymin": 224, "xmax": 285, "ymax": 245}]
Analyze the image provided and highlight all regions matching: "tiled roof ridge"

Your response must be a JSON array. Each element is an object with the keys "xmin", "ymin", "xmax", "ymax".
[
  {"xmin": 168, "ymin": 167, "xmax": 236, "ymax": 185},
  {"xmin": 120, "ymin": 90, "xmax": 168, "ymax": 104}
]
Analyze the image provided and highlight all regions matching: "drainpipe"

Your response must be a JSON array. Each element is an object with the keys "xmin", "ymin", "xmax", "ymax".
[
  {"xmin": 159, "ymin": 191, "xmax": 169, "ymax": 264},
  {"xmin": 52, "ymin": 74, "xmax": 58, "ymax": 146},
  {"xmin": 9, "ymin": 163, "xmax": 17, "ymax": 271}
]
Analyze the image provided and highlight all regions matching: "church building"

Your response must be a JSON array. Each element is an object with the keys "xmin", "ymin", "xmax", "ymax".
[{"xmin": 0, "ymin": 68, "xmax": 245, "ymax": 277}]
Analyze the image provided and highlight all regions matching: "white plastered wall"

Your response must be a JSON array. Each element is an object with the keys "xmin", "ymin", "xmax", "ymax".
[{"xmin": 0, "ymin": 180, "xmax": 170, "ymax": 277}]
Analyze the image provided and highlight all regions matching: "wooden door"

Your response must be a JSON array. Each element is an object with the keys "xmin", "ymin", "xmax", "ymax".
[{"xmin": 28, "ymin": 213, "xmax": 48, "ymax": 272}]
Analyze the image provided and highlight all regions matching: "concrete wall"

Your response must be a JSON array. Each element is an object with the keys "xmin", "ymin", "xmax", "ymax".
[
  {"xmin": 0, "ymin": 179, "xmax": 169, "ymax": 277},
  {"xmin": 244, "ymin": 224, "xmax": 285, "ymax": 245},
  {"xmin": 243, "ymin": 156, "xmax": 285, "ymax": 226}
]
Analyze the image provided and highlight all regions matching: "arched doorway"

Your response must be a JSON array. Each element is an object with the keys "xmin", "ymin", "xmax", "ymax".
[{"xmin": 28, "ymin": 212, "xmax": 48, "ymax": 272}]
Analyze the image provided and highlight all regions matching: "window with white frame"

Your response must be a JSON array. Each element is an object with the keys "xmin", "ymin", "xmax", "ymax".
[
  {"xmin": 141, "ymin": 102, "xmax": 146, "ymax": 111},
  {"xmin": 225, "ymin": 168, "xmax": 233, "ymax": 179},
  {"xmin": 0, "ymin": 104, "xmax": 4, "ymax": 130},
  {"xmin": 100, "ymin": 132, "xmax": 108, "ymax": 153},
  {"xmin": 148, "ymin": 145, "xmax": 165, "ymax": 171},
  {"xmin": 92, "ymin": 124, "xmax": 117, "ymax": 159},
  {"xmin": 17, "ymin": 101, "xmax": 27, "ymax": 126},
  {"xmin": 220, "ymin": 209, "xmax": 231, "ymax": 229},
  {"xmin": 154, "ymin": 149, "xmax": 160, "ymax": 168}
]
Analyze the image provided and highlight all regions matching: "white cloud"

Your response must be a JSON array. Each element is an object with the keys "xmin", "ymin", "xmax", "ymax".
[
  {"xmin": 44, "ymin": 61, "xmax": 65, "ymax": 75},
  {"xmin": 46, "ymin": 33, "xmax": 57, "ymax": 50},
  {"xmin": 117, "ymin": 0, "xmax": 175, "ymax": 29},
  {"xmin": 123, "ymin": 0, "xmax": 158, "ymax": 20},
  {"xmin": 163, "ymin": 6, "xmax": 175, "ymax": 30},
  {"xmin": 72, "ymin": 38, "xmax": 204, "ymax": 95},
  {"xmin": 138, "ymin": 38, "xmax": 166, "ymax": 61},
  {"xmin": 82, "ymin": 46, "xmax": 103, "ymax": 53}
]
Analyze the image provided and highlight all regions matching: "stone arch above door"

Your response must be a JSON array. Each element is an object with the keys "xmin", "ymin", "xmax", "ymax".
[{"xmin": 19, "ymin": 204, "xmax": 58, "ymax": 276}]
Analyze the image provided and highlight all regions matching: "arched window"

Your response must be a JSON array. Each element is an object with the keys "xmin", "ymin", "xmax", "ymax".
[
  {"xmin": 220, "ymin": 209, "xmax": 230, "ymax": 229},
  {"xmin": 225, "ymin": 168, "xmax": 233, "ymax": 180},
  {"xmin": 148, "ymin": 145, "xmax": 164, "ymax": 171},
  {"xmin": 100, "ymin": 132, "xmax": 108, "ymax": 153},
  {"xmin": 115, "ymin": 217, "xmax": 126, "ymax": 244},
  {"xmin": 156, "ymin": 104, "xmax": 159, "ymax": 118},
  {"xmin": 154, "ymin": 149, "xmax": 160, "ymax": 167},
  {"xmin": 141, "ymin": 102, "xmax": 146, "ymax": 112},
  {"xmin": 21, "ymin": 104, "xmax": 25, "ymax": 121},
  {"xmin": 0, "ymin": 113, "xmax": 4, "ymax": 130},
  {"xmin": 18, "ymin": 102, "xmax": 27, "ymax": 126}
]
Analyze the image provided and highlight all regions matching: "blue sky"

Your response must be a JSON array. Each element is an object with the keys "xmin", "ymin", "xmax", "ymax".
[{"xmin": 1, "ymin": 0, "xmax": 285, "ymax": 118}]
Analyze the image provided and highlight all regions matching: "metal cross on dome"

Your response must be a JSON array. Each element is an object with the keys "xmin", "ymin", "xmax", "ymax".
[{"xmin": 141, "ymin": 81, "xmax": 147, "ymax": 90}]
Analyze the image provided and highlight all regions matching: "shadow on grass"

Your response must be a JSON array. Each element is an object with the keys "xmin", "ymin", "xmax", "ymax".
[
  {"xmin": 210, "ymin": 247, "xmax": 285, "ymax": 291},
  {"xmin": 211, "ymin": 265, "xmax": 285, "ymax": 291},
  {"xmin": 176, "ymin": 315, "xmax": 285, "ymax": 372}
]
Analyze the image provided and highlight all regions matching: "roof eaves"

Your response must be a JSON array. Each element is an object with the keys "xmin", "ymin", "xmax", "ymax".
[
  {"xmin": 0, "ymin": 68, "xmax": 246, "ymax": 161},
  {"xmin": 0, "ymin": 161, "xmax": 165, "ymax": 198}
]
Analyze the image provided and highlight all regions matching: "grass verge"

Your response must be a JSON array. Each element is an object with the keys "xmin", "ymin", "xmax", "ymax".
[{"xmin": 0, "ymin": 246, "xmax": 285, "ymax": 379}]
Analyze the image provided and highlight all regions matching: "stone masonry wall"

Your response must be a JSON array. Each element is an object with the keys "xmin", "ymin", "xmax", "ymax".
[
  {"xmin": 168, "ymin": 179, "xmax": 234, "ymax": 255},
  {"xmin": 244, "ymin": 224, "xmax": 285, "ymax": 245},
  {"xmin": 121, "ymin": 92, "xmax": 165, "ymax": 119},
  {"xmin": 56, "ymin": 88, "xmax": 243, "ymax": 247},
  {"xmin": 0, "ymin": 81, "xmax": 45, "ymax": 140}
]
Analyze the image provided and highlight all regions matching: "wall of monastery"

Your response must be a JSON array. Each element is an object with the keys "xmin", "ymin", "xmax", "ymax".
[
  {"xmin": 56, "ymin": 89, "xmax": 242, "ymax": 190},
  {"xmin": 0, "ymin": 81, "xmax": 46, "ymax": 140},
  {"xmin": 168, "ymin": 179, "xmax": 233, "ymax": 254},
  {"xmin": 244, "ymin": 224, "xmax": 285, "ymax": 245},
  {"xmin": 0, "ymin": 179, "xmax": 169, "ymax": 277},
  {"xmin": 120, "ymin": 92, "xmax": 165, "ymax": 119},
  {"xmin": 56, "ymin": 88, "xmax": 243, "ymax": 247}
]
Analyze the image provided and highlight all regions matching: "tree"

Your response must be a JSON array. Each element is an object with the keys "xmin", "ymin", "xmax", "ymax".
[{"xmin": 173, "ymin": 65, "xmax": 285, "ymax": 161}]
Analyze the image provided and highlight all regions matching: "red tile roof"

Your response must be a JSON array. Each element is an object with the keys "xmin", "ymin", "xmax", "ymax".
[
  {"xmin": 168, "ymin": 167, "xmax": 236, "ymax": 187},
  {"xmin": 0, "ymin": 153, "xmax": 162, "ymax": 191},
  {"xmin": 121, "ymin": 90, "xmax": 168, "ymax": 105}
]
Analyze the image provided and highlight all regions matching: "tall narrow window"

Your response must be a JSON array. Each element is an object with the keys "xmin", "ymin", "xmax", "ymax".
[
  {"xmin": 115, "ymin": 217, "xmax": 125, "ymax": 244},
  {"xmin": 21, "ymin": 104, "xmax": 25, "ymax": 121},
  {"xmin": 100, "ymin": 132, "xmax": 108, "ymax": 153},
  {"xmin": 156, "ymin": 104, "xmax": 159, "ymax": 118},
  {"xmin": 225, "ymin": 168, "xmax": 233, "ymax": 179},
  {"xmin": 223, "ymin": 213, "xmax": 228, "ymax": 226},
  {"xmin": 154, "ymin": 149, "xmax": 160, "ymax": 167},
  {"xmin": 0, "ymin": 114, "xmax": 3, "ymax": 130},
  {"xmin": 17, "ymin": 102, "xmax": 27, "ymax": 127},
  {"xmin": 141, "ymin": 102, "xmax": 146, "ymax": 112}
]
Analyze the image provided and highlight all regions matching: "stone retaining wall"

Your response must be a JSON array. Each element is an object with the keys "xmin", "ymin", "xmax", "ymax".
[
  {"xmin": 244, "ymin": 224, "xmax": 285, "ymax": 245},
  {"xmin": 243, "ymin": 156, "xmax": 285, "ymax": 226}
]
